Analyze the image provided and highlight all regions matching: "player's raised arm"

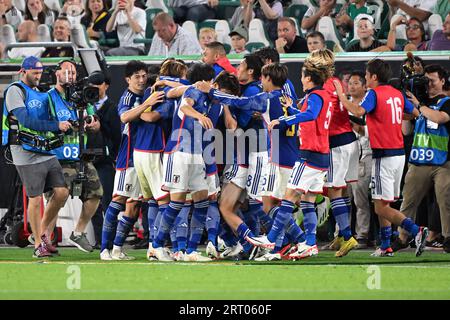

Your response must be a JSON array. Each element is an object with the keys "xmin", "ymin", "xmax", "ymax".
[
  {"xmin": 166, "ymin": 85, "xmax": 191, "ymax": 99},
  {"xmin": 120, "ymin": 91, "xmax": 165, "ymax": 123},
  {"xmin": 179, "ymin": 97, "xmax": 213, "ymax": 129},
  {"xmin": 277, "ymin": 93, "xmax": 323, "ymax": 126},
  {"xmin": 334, "ymin": 80, "xmax": 366, "ymax": 117}
]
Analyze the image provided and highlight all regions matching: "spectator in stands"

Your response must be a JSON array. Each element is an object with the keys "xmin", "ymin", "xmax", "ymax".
[
  {"xmin": 335, "ymin": 0, "xmax": 377, "ymax": 38},
  {"xmin": 229, "ymin": 25, "xmax": 249, "ymax": 54},
  {"xmin": 306, "ymin": 31, "xmax": 326, "ymax": 52},
  {"xmin": 61, "ymin": 0, "xmax": 85, "ymax": 25},
  {"xmin": 8, "ymin": 20, "xmax": 45, "ymax": 59},
  {"xmin": 301, "ymin": 0, "xmax": 338, "ymax": 34},
  {"xmin": 24, "ymin": 0, "xmax": 56, "ymax": 26},
  {"xmin": 387, "ymin": 0, "xmax": 436, "ymax": 23},
  {"xmin": 202, "ymin": 41, "xmax": 237, "ymax": 76},
  {"xmin": 81, "ymin": 0, "xmax": 117, "ymax": 44},
  {"xmin": 346, "ymin": 17, "xmax": 389, "ymax": 52},
  {"xmin": 427, "ymin": 12, "xmax": 450, "ymax": 50},
  {"xmin": 387, "ymin": 16, "xmax": 428, "ymax": 51},
  {"xmin": 199, "ymin": 27, "xmax": 217, "ymax": 50},
  {"xmin": 230, "ymin": 0, "xmax": 254, "ymax": 30},
  {"xmin": 41, "ymin": 16, "xmax": 75, "ymax": 57},
  {"xmin": 148, "ymin": 12, "xmax": 202, "ymax": 56},
  {"xmin": 105, "ymin": 0, "xmax": 146, "ymax": 56},
  {"xmin": 168, "ymin": 0, "xmax": 217, "ymax": 25},
  {"xmin": 275, "ymin": 17, "xmax": 308, "ymax": 54},
  {"xmin": 435, "ymin": 0, "xmax": 450, "ymax": 21},
  {"xmin": 244, "ymin": 0, "xmax": 283, "ymax": 43},
  {"xmin": 0, "ymin": 0, "xmax": 24, "ymax": 29}
]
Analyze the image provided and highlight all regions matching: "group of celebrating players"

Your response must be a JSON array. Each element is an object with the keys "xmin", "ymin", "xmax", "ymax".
[{"xmin": 99, "ymin": 47, "xmax": 429, "ymax": 262}]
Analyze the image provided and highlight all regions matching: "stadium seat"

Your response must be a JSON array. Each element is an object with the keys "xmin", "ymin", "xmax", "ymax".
[
  {"xmin": 44, "ymin": 0, "xmax": 62, "ymax": 13},
  {"xmin": 12, "ymin": 0, "xmax": 25, "ymax": 13},
  {"xmin": 245, "ymin": 42, "xmax": 266, "ymax": 53},
  {"xmin": 215, "ymin": 20, "xmax": 231, "ymax": 46},
  {"xmin": 182, "ymin": 20, "xmax": 198, "ymax": 39},
  {"xmin": 428, "ymin": 14, "xmax": 443, "ymax": 39},
  {"xmin": 317, "ymin": 16, "xmax": 344, "ymax": 48},
  {"xmin": 37, "ymin": 24, "xmax": 52, "ymax": 42},
  {"xmin": 0, "ymin": 25, "xmax": 17, "ymax": 50},
  {"xmin": 248, "ymin": 18, "xmax": 270, "ymax": 47},
  {"xmin": 145, "ymin": 0, "xmax": 169, "ymax": 12},
  {"xmin": 198, "ymin": 19, "xmax": 220, "ymax": 31},
  {"xmin": 70, "ymin": 23, "xmax": 91, "ymax": 48}
]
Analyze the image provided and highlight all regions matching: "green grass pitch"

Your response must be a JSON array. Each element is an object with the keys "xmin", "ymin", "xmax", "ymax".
[{"xmin": 1, "ymin": 247, "xmax": 450, "ymax": 300}]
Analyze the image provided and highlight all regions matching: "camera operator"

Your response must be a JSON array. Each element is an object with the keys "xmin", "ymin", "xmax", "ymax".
[
  {"xmin": 397, "ymin": 64, "xmax": 450, "ymax": 253},
  {"xmin": 46, "ymin": 59, "xmax": 103, "ymax": 253},
  {"xmin": 85, "ymin": 72, "xmax": 121, "ymax": 249},
  {"xmin": 2, "ymin": 56, "xmax": 70, "ymax": 258}
]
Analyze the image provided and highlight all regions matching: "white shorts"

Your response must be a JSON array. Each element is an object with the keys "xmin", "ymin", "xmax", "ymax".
[
  {"xmin": 371, "ymin": 155, "xmax": 405, "ymax": 202},
  {"xmin": 113, "ymin": 167, "xmax": 142, "ymax": 201},
  {"xmin": 263, "ymin": 163, "xmax": 292, "ymax": 200},
  {"xmin": 207, "ymin": 173, "xmax": 220, "ymax": 196},
  {"xmin": 134, "ymin": 151, "xmax": 168, "ymax": 201},
  {"xmin": 223, "ymin": 151, "xmax": 268, "ymax": 199},
  {"xmin": 162, "ymin": 152, "xmax": 208, "ymax": 193},
  {"xmin": 287, "ymin": 161, "xmax": 327, "ymax": 194},
  {"xmin": 324, "ymin": 141, "xmax": 359, "ymax": 188}
]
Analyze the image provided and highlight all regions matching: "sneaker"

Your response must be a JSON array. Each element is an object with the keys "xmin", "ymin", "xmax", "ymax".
[
  {"xmin": 391, "ymin": 237, "xmax": 410, "ymax": 252},
  {"xmin": 183, "ymin": 251, "xmax": 212, "ymax": 262},
  {"xmin": 414, "ymin": 227, "xmax": 428, "ymax": 257},
  {"xmin": 69, "ymin": 232, "xmax": 93, "ymax": 253},
  {"xmin": 255, "ymin": 252, "xmax": 282, "ymax": 261},
  {"xmin": 425, "ymin": 236, "xmax": 444, "ymax": 250},
  {"xmin": 41, "ymin": 234, "xmax": 59, "ymax": 255},
  {"xmin": 288, "ymin": 242, "xmax": 319, "ymax": 261},
  {"xmin": 335, "ymin": 237, "xmax": 358, "ymax": 258},
  {"xmin": 217, "ymin": 236, "xmax": 227, "ymax": 252},
  {"xmin": 443, "ymin": 237, "xmax": 450, "ymax": 253},
  {"xmin": 100, "ymin": 249, "xmax": 113, "ymax": 261},
  {"xmin": 172, "ymin": 250, "xmax": 185, "ymax": 261},
  {"xmin": 219, "ymin": 242, "xmax": 243, "ymax": 259},
  {"xmin": 252, "ymin": 243, "xmax": 293, "ymax": 261},
  {"xmin": 245, "ymin": 235, "xmax": 275, "ymax": 249},
  {"xmin": 371, "ymin": 247, "xmax": 394, "ymax": 257},
  {"xmin": 249, "ymin": 246, "xmax": 270, "ymax": 260},
  {"xmin": 146, "ymin": 243, "xmax": 157, "ymax": 261},
  {"xmin": 321, "ymin": 237, "xmax": 343, "ymax": 251},
  {"xmin": 32, "ymin": 244, "xmax": 52, "ymax": 258},
  {"xmin": 151, "ymin": 246, "xmax": 174, "ymax": 262},
  {"xmin": 206, "ymin": 241, "xmax": 219, "ymax": 259},
  {"xmin": 111, "ymin": 247, "xmax": 135, "ymax": 260},
  {"xmin": 28, "ymin": 234, "xmax": 35, "ymax": 245}
]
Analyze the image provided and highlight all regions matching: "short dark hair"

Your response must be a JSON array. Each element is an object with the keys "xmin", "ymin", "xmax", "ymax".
[
  {"xmin": 243, "ymin": 54, "xmax": 264, "ymax": 80},
  {"xmin": 214, "ymin": 71, "xmax": 240, "ymax": 96},
  {"xmin": 255, "ymin": 47, "xmax": 280, "ymax": 63},
  {"xmin": 350, "ymin": 71, "xmax": 366, "ymax": 86},
  {"xmin": 407, "ymin": 17, "xmax": 426, "ymax": 42},
  {"xmin": 125, "ymin": 60, "xmax": 148, "ymax": 78},
  {"xmin": 262, "ymin": 63, "xmax": 288, "ymax": 88},
  {"xmin": 187, "ymin": 62, "xmax": 215, "ymax": 83},
  {"xmin": 424, "ymin": 64, "xmax": 448, "ymax": 81},
  {"xmin": 206, "ymin": 41, "xmax": 227, "ymax": 56},
  {"xmin": 306, "ymin": 31, "xmax": 325, "ymax": 43},
  {"xmin": 366, "ymin": 59, "xmax": 391, "ymax": 84}
]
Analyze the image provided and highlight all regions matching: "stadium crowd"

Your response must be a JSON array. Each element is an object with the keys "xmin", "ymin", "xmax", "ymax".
[{"xmin": 1, "ymin": 0, "xmax": 450, "ymax": 261}]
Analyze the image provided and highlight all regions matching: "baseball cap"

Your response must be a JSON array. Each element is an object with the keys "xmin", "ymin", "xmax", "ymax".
[
  {"xmin": 229, "ymin": 25, "xmax": 248, "ymax": 41},
  {"xmin": 21, "ymin": 56, "xmax": 43, "ymax": 70}
]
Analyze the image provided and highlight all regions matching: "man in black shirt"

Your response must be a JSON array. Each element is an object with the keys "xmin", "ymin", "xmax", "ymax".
[
  {"xmin": 87, "ymin": 72, "xmax": 121, "ymax": 248},
  {"xmin": 275, "ymin": 17, "xmax": 308, "ymax": 54},
  {"xmin": 397, "ymin": 64, "xmax": 450, "ymax": 253}
]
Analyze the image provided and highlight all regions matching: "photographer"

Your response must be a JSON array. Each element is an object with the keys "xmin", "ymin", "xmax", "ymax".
[
  {"xmin": 397, "ymin": 64, "xmax": 450, "ymax": 253},
  {"xmin": 2, "ymin": 56, "xmax": 70, "ymax": 258},
  {"xmin": 46, "ymin": 60, "xmax": 103, "ymax": 253}
]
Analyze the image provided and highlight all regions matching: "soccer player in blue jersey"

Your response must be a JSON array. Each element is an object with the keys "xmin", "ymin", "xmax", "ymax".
[
  {"xmin": 134, "ymin": 59, "xmax": 190, "ymax": 261},
  {"xmin": 149, "ymin": 62, "xmax": 216, "ymax": 262},
  {"xmin": 100, "ymin": 61, "xmax": 164, "ymax": 260}
]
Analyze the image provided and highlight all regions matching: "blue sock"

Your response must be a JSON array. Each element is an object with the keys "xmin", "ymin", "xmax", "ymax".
[
  {"xmin": 187, "ymin": 200, "xmax": 209, "ymax": 254},
  {"xmin": 272, "ymin": 230, "xmax": 286, "ymax": 253},
  {"xmin": 331, "ymin": 197, "xmax": 352, "ymax": 241},
  {"xmin": 301, "ymin": 201, "xmax": 317, "ymax": 246},
  {"xmin": 153, "ymin": 204, "xmax": 167, "ymax": 241},
  {"xmin": 147, "ymin": 200, "xmax": 159, "ymax": 243},
  {"xmin": 206, "ymin": 200, "xmax": 220, "ymax": 245},
  {"xmin": 401, "ymin": 218, "xmax": 419, "ymax": 237},
  {"xmin": 285, "ymin": 216, "xmax": 305, "ymax": 243},
  {"xmin": 153, "ymin": 201, "xmax": 183, "ymax": 248},
  {"xmin": 248, "ymin": 199, "xmax": 264, "ymax": 235},
  {"xmin": 170, "ymin": 223, "xmax": 178, "ymax": 252},
  {"xmin": 176, "ymin": 203, "xmax": 191, "ymax": 252},
  {"xmin": 236, "ymin": 223, "xmax": 254, "ymax": 253},
  {"xmin": 267, "ymin": 200, "xmax": 295, "ymax": 243},
  {"xmin": 258, "ymin": 208, "xmax": 274, "ymax": 232},
  {"xmin": 380, "ymin": 226, "xmax": 392, "ymax": 250},
  {"xmin": 113, "ymin": 215, "xmax": 136, "ymax": 247},
  {"xmin": 220, "ymin": 221, "xmax": 238, "ymax": 247},
  {"xmin": 101, "ymin": 201, "xmax": 125, "ymax": 251}
]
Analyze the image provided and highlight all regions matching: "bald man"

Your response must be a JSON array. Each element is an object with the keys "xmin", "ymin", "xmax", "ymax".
[{"xmin": 8, "ymin": 20, "xmax": 45, "ymax": 59}]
